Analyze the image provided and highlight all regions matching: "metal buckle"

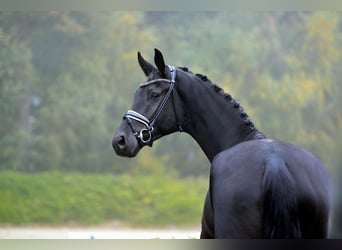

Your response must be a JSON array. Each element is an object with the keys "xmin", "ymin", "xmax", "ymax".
[{"xmin": 138, "ymin": 128, "xmax": 152, "ymax": 144}]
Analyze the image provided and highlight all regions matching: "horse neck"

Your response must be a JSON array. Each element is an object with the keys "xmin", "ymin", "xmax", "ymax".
[{"xmin": 176, "ymin": 71, "xmax": 266, "ymax": 162}]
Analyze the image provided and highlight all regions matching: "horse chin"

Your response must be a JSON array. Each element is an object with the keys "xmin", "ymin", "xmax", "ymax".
[{"xmin": 115, "ymin": 144, "xmax": 141, "ymax": 158}]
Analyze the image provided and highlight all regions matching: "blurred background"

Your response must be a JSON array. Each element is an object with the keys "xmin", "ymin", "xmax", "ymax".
[{"xmin": 0, "ymin": 11, "xmax": 341, "ymax": 238}]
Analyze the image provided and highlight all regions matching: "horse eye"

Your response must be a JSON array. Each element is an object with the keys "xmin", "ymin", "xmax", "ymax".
[{"xmin": 150, "ymin": 92, "xmax": 160, "ymax": 98}]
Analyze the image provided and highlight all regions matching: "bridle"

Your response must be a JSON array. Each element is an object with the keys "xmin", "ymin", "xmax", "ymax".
[{"xmin": 123, "ymin": 65, "xmax": 179, "ymax": 147}]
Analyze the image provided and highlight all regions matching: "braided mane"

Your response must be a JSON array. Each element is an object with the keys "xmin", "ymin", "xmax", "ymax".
[{"xmin": 178, "ymin": 67, "xmax": 256, "ymax": 130}]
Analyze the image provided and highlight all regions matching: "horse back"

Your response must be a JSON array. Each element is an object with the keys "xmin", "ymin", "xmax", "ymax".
[{"xmin": 209, "ymin": 139, "xmax": 330, "ymax": 238}]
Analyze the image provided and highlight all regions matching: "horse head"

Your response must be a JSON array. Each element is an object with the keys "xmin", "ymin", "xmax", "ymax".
[{"xmin": 112, "ymin": 49, "xmax": 181, "ymax": 157}]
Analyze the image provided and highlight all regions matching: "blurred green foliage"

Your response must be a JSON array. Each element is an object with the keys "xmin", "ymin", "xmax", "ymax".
[
  {"xmin": 0, "ymin": 171, "xmax": 207, "ymax": 226},
  {"xmin": 0, "ymin": 12, "xmax": 341, "ymax": 236}
]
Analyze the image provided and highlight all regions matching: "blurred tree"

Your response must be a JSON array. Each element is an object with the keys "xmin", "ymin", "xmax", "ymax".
[
  {"xmin": 0, "ymin": 27, "xmax": 36, "ymax": 171},
  {"xmin": 0, "ymin": 11, "xmax": 341, "ymax": 181},
  {"xmin": 20, "ymin": 12, "xmax": 162, "ymax": 173}
]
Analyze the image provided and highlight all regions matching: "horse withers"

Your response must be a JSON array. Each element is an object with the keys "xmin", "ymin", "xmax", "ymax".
[{"xmin": 112, "ymin": 49, "xmax": 331, "ymax": 238}]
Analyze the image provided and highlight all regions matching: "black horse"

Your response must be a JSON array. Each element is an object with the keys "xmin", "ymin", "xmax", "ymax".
[{"xmin": 112, "ymin": 49, "xmax": 331, "ymax": 238}]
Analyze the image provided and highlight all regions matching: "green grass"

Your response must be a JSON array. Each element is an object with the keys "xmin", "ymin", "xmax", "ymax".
[{"xmin": 0, "ymin": 171, "xmax": 208, "ymax": 227}]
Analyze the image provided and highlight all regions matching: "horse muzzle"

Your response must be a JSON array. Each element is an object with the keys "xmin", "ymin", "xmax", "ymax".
[{"xmin": 112, "ymin": 125, "xmax": 141, "ymax": 157}]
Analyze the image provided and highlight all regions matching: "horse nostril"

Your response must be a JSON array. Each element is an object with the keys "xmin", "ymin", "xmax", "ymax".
[
  {"xmin": 117, "ymin": 135, "xmax": 126, "ymax": 147},
  {"xmin": 113, "ymin": 134, "xmax": 127, "ymax": 151}
]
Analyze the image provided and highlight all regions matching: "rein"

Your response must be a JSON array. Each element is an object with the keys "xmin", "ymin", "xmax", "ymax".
[{"xmin": 123, "ymin": 65, "xmax": 178, "ymax": 147}]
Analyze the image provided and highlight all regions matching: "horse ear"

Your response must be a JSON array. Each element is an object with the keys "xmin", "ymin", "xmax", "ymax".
[
  {"xmin": 154, "ymin": 48, "xmax": 166, "ymax": 77},
  {"xmin": 138, "ymin": 51, "xmax": 155, "ymax": 76}
]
